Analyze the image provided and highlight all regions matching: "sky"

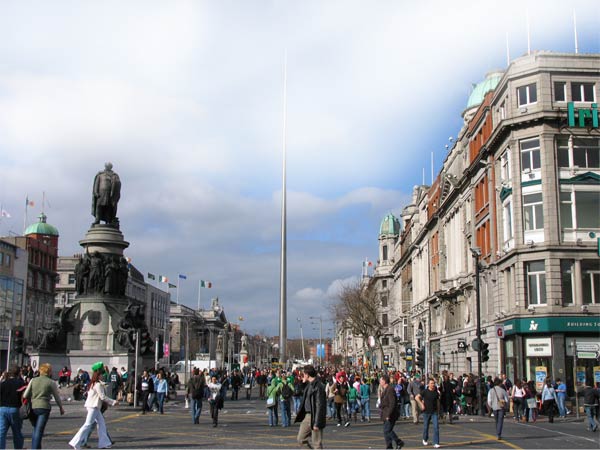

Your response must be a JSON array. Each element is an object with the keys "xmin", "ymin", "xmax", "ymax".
[{"xmin": 0, "ymin": 0, "xmax": 598, "ymax": 338}]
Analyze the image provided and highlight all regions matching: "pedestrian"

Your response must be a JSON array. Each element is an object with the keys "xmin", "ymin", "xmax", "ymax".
[
  {"xmin": 487, "ymin": 377, "xmax": 509, "ymax": 440},
  {"xmin": 295, "ymin": 365, "xmax": 326, "ymax": 449},
  {"xmin": 333, "ymin": 374, "xmax": 350, "ymax": 427},
  {"xmin": 107, "ymin": 367, "xmax": 121, "ymax": 400},
  {"xmin": 69, "ymin": 366, "xmax": 119, "ymax": 449},
  {"xmin": 379, "ymin": 374, "xmax": 404, "ymax": 449},
  {"xmin": 541, "ymin": 378, "xmax": 558, "ymax": 423},
  {"xmin": 138, "ymin": 370, "xmax": 154, "ymax": 414},
  {"xmin": 511, "ymin": 379, "xmax": 526, "ymax": 422},
  {"xmin": 0, "ymin": 366, "xmax": 25, "ymax": 449},
  {"xmin": 415, "ymin": 378, "xmax": 441, "ymax": 449},
  {"xmin": 207, "ymin": 376, "xmax": 223, "ymax": 427},
  {"xmin": 22, "ymin": 363, "xmax": 65, "ymax": 449},
  {"xmin": 230, "ymin": 369, "xmax": 242, "ymax": 401},
  {"xmin": 279, "ymin": 378, "xmax": 293, "ymax": 427},
  {"xmin": 58, "ymin": 367, "xmax": 71, "ymax": 388},
  {"xmin": 326, "ymin": 377, "xmax": 336, "ymax": 420},
  {"xmin": 186, "ymin": 368, "xmax": 206, "ymax": 424},
  {"xmin": 360, "ymin": 377, "xmax": 371, "ymax": 422},
  {"xmin": 267, "ymin": 378, "xmax": 280, "ymax": 426},
  {"xmin": 582, "ymin": 380, "xmax": 599, "ymax": 432},
  {"xmin": 292, "ymin": 375, "xmax": 304, "ymax": 416},
  {"xmin": 407, "ymin": 374, "xmax": 422, "ymax": 424},
  {"xmin": 155, "ymin": 372, "xmax": 168, "ymax": 414},
  {"xmin": 555, "ymin": 378, "xmax": 568, "ymax": 418}
]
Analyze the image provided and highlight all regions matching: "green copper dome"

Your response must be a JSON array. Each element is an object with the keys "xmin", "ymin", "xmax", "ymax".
[
  {"xmin": 24, "ymin": 213, "xmax": 59, "ymax": 236},
  {"xmin": 466, "ymin": 71, "xmax": 503, "ymax": 110},
  {"xmin": 379, "ymin": 213, "xmax": 400, "ymax": 237}
]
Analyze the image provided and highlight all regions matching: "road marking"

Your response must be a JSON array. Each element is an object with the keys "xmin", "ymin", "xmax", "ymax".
[{"xmin": 521, "ymin": 423, "xmax": 599, "ymax": 443}]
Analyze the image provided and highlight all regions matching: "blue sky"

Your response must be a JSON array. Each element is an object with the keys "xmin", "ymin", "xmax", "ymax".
[{"xmin": 0, "ymin": 0, "xmax": 598, "ymax": 337}]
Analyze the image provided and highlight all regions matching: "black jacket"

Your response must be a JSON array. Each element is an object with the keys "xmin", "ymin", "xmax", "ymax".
[
  {"xmin": 380, "ymin": 385, "xmax": 399, "ymax": 422},
  {"xmin": 294, "ymin": 377, "xmax": 327, "ymax": 429},
  {"xmin": 583, "ymin": 386, "xmax": 599, "ymax": 406}
]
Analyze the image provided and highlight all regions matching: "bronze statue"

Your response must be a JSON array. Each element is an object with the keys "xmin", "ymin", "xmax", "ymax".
[{"xmin": 92, "ymin": 162, "xmax": 121, "ymax": 227}]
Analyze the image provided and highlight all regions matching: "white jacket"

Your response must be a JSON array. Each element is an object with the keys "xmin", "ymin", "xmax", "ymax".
[{"xmin": 84, "ymin": 381, "xmax": 117, "ymax": 409}]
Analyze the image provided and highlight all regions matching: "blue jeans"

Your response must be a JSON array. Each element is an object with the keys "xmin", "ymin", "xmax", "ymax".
[
  {"xmin": 268, "ymin": 405, "xmax": 278, "ymax": 426},
  {"xmin": 0, "ymin": 406, "xmax": 24, "ymax": 449},
  {"xmin": 280, "ymin": 399, "xmax": 291, "ymax": 426},
  {"xmin": 361, "ymin": 398, "xmax": 371, "ymax": 420},
  {"xmin": 327, "ymin": 398, "xmax": 336, "ymax": 418},
  {"xmin": 494, "ymin": 408, "xmax": 505, "ymax": 437},
  {"xmin": 584, "ymin": 406, "xmax": 598, "ymax": 431},
  {"xmin": 293, "ymin": 396, "xmax": 302, "ymax": 415},
  {"xmin": 190, "ymin": 398, "xmax": 202, "ymax": 424},
  {"xmin": 157, "ymin": 392, "xmax": 166, "ymax": 414},
  {"xmin": 557, "ymin": 395, "xmax": 567, "ymax": 417},
  {"xmin": 31, "ymin": 408, "xmax": 50, "ymax": 450},
  {"xmin": 422, "ymin": 412, "xmax": 439, "ymax": 445}
]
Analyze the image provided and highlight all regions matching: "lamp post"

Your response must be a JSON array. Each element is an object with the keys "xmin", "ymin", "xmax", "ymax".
[
  {"xmin": 309, "ymin": 315, "xmax": 322, "ymax": 367},
  {"xmin": 297, "ymin": 318, "xmax": 306, "ymax": 361},
  {"xmin": 470, "ymin": 247, "xmax": 485, "ymax": 417}
]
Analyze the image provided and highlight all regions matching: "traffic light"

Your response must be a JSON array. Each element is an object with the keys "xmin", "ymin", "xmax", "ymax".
[
  {"xmin": 157, "ymin": 335, "xmax": 164, "ymax": 359},
  {"xmin": 481, "ymin": 341, "xmax": 490, "ymax": 362},
  {"xmin": 139, "ymin": 330, "xmax": 153, "ymax": 354},
  {"xmin": 415, "ymin": 347, "xmax": 425, "ymax": 369},
  {"xmin": 13, "ymin": 327, "xmax": 25, "ymax": 354}
]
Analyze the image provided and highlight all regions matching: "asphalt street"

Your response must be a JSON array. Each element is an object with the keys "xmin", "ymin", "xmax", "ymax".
[{"xmin": 15, "ymin": 390, "xmax": 600, "ymax": 449}]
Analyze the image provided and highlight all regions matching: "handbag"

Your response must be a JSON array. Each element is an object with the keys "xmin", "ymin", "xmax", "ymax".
[
  {"xmin": 493, "ymin": 388, "xmax": 506, "ymax": 410},
  {"xmin": 266, "ymin": 396, "xmax": 276, "ymax": 408},
  {"xmin": 19, "ymin": 399, "xmax": 31, "ymax": 420}
]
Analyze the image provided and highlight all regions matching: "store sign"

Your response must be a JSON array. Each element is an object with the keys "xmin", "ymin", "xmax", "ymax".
[
  {"xmin": 503, "ymin": 316, "xmax": 600, "ymax": 335},
  {"xmin": 526, "ymin": 337, "xmax": 552, "ymax": 357},
  {"xmin": 568, "ymin": 102, "xmax": 599, "ymax": 128}
]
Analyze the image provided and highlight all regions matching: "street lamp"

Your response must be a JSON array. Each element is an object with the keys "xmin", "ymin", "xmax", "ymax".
[
  {"xmin": 309, "ymin": 315, "xmax": 323, "ymax": 367},
  {"xmin": 297, "ymin": 318, "xmax": 306, "ymax": 361},
  {"xmin": 470, "ymin": 247, "xmax": 485, "ymax": 417}
]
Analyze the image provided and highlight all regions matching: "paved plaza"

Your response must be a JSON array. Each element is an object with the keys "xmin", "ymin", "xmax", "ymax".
[{"xmin": 15, "ymin": 389, "xmax": 599, "ymax": 449}]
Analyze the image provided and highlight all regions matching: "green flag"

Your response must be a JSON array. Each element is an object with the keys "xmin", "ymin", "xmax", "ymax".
[{"xmin": 147, "ymin": 273, "xmax": 156, "ymax": 280}]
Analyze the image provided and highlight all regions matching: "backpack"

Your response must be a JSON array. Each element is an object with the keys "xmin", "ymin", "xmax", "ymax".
[
  {"xmin": 281, "ymin": 383, "xmax": 293, "ymax": 400},
  {"xmin": 294, "ymin": 382, "xmax": 303, "ymax": 397}
]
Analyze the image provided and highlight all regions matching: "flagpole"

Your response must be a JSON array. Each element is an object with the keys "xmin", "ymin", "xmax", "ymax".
[
  {"xmin": 197, "ymin": 282, "xmax": 201, "ymax": 311},
  {"xmin": 526, "ymin": 9, "xmax": 531, "ymax": 56},
  {"xmin": 573, "ymin": 10, "xmax": 579, "ymax": 54},
  {"xmin": 279, "ymin": 49, "xmax": 288, "ymax": 365},
  {"xmin": 177, "ymin": 276, "xmax": 180, "ymax": 304},
  {"xmin": 23, "ymin": 196, "xmax": 28, "ymax": 233}
]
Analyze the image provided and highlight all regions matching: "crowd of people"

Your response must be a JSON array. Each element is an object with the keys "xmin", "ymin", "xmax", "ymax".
[{"xmin": 0, "ymin": 362, "xmax": 598, "ymax": 449}]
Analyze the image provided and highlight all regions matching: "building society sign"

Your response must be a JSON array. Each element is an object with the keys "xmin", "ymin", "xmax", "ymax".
[{"xmin": 526, "ymin": 338, "xmax": 552, "ymax": 357}]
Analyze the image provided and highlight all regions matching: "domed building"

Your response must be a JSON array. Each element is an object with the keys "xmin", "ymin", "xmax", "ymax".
[
  {"xmin": 378, "ymin": 213, "xmax": 401, "ymax": 267},
  {"xmin": 24, "ymin": 213, "xmax": 59, "ymax": 248},
  {"xmin": 462, "ymin": 70, "xmax": 504, "ymax": 121}
]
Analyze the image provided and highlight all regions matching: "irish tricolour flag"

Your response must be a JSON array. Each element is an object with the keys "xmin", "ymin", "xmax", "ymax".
[
  {"xmin": 159, "ymin": 275, "xmax": 169, "ymax": 283},
  {"xmin": 200, "ymin": 280, "xmax": 212, "ymax": 288}
]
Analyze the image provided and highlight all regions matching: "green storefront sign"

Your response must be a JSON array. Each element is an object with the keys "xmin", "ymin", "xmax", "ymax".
[
  {"xmin": 568, "ymin": 102, "xmax": 599, "ymax": 128},
  {"xmin": 503, "ymin": 316, "xmax": 600, "ymax": 336}
]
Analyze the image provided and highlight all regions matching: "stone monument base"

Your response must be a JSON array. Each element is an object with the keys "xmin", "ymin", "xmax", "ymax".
[{"xmin": 29, "ymin": 351, "xmax": 155, "ymax": 376}]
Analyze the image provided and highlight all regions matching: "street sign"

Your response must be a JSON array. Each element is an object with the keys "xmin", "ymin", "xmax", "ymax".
[
  {"xmin": 457, "ymin": 340, "xmax": 467, "ymax": 352},
  {"xmin": 383, "ymin": 354, "xmax": 390, "ymax": 366},
  {"xmin": 406, "ymin": 348, "xmax": 413, "ymax": 361},
  {"xmin": 577, "ymin": 351, "xmax": 598, "ymax": 359},
  {"xmin": 471, "ymin": 338, "xmax": 481, "ymax": 351},
  {"xmin": 495, "ymin": 324, "xmax": 505, "ymax": 339}
]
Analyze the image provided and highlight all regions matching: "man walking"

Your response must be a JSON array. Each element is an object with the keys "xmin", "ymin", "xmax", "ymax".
[
  {"xmin": 295, "ymin": 366, "xmax": 326, "ymax": 449},
  {"xmin": 416, "ymin": 379, "xmax": 441, "ymax": 448},
  {"xmin": 407, "ymin": 374, "xmax": 423, "ymax": 424},
  {"xmin": 379, "ymin": 374, "xmax": 404, "ymax": 449},
  {"xmin": 0, "ymin": 366, "xmax": 25, "ymax": 449},
  {"xmin": 487, "ymin": 378, "xmax": 509, "ymax": 440},
  {"xmin": 187, "ymin": 368, "xmax": 207, "ymax": 424}
]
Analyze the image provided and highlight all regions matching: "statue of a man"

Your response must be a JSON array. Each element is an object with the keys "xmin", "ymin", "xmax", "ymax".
[{"xmin": 92, "ymin": 162, "xmax": 121, "ymax": 226}]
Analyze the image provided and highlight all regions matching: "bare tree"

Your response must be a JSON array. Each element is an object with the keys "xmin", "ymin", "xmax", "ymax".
[{"xmin": 331, "ymin": 279, "xmax": 385, "ymax": 368}]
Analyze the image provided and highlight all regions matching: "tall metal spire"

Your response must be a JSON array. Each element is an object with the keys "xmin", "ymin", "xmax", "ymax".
[{"xmin": 279, "ymin": 50, "xmax": 288, "ymax": 364}]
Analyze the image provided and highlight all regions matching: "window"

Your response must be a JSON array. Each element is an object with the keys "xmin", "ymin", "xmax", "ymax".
[
  {"xmin": 382, "ymin": 337, "xmax": 389, "ymax": 346},
  {"xmin": 561, "ymin": 260, "xmax": 574, "ymax": 305},
  {"xmin": 554, "ymin": 81, "xmax": 566, "ymax": 102},
  {"xmin": 523, "ymin": 193, "xmax": 544, "ymax": 231},
  {"xmin": 571, "ymin": 82, "xmax": 595, "ymax": 102},
  {"xmin": 520, "ymin": 138, "xmax": 541, "ymax": 171},
  {"xmin": 500, "ymin": 149, "xmax": 511, "ymax": 181},
  {"xmin": 403, "ymin": 318, "xmax": 408, "ymax": 342},
  {"xmin": 4, "ymin": 254, "xmax": 10, "ymax": 267},
  {"xmin": 557, "ymin": 137, "xmax": 600, "ymax": 169},
  {"xmin": 382, "ymin": 314, "xmax": 388, "ymax": 327},
  {"xmin": 503, "ymin": 200, "xmax": 513, "ymax": 242},
  {"xmin": 562, "ymin": 191, "xmax": 600, "ymax": 229},
  {"xmin": 381, "ymin": 295, "xmax": 388, "ymax": 307},
  {"xmin": 499, "ymin": 100, "xmax": 506, "ymax": 120},
  {"xmin": 382, "ymin": 280, "xmax": 387, "ymax": 289},
  {"xmin": 382, "ymin": 245, "xmax": 388, "ymax": 261},
  {"xmin": 0, "ymin": 253, "xmax": 3, "ymax": 265},
  {"xmin": 526, "ymin": 261, "xmax": 546, "ymax": 305},
  {"xmin": 517, "ymin": 83, "xmax": 537, "ymax": 106},
  {"xmin": 68, "ymin": 274, "xmax": 76, "ymax": 285},
  {"xmin": 582, "ymin": 260, "xmax": 600, "ymax": 304}
]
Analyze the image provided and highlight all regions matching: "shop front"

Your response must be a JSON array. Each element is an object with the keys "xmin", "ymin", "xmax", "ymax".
[{"xmin": 501, "ymin": 316, "xmax": 599, "ymax": 392}]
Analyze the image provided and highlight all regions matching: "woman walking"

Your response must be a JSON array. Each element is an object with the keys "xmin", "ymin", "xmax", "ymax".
[
  {"xmin": 541, "ymin": 379, "xmax": 558, "ymax": 423},
  {"xmin": 155, "ymin": 372, "xmax": 168, "ymax": 414},
  {"xmin": 69, "ymin": 367, "xmax": 119, "ymax": 449},
  {"xmin": 22, "ymin": 363, "xmax": 65, "ymax": 449},
  {"xmin": 511, "ymin": 380, "xmax": 526, "ymax": 422},
  {"xmin": 266, "ymin": 378, "xmax": 280, "ymax": 427},
  {"xmin": 207, "ymin": 376, "xmax": 223, "ymax": 427}
]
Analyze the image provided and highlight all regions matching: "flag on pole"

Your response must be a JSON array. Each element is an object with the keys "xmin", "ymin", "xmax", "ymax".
[
  {"xmin": 178, "ymin": 274, "xmax": 187, "ymax": 280},
  {"xmin": 168, "ymin": 283, "xmax": 177, "ymax": 289},
  {"xmin": 362, "ymin": 260, "xmax": 372, "ymax": 267},
  {"xmin": 200, "ymin": 280, "xmax": 212, "ymax": 288},
  {"xmin": 147, "ymin": 273, "xmax": 156, "ymax": 280},
  {"xmin": 25, "ymin": 197, "xmax": 34, "ymax": 207},
  {"xmin": 159, "ymin": 275, "xmax": 169, "ymax": 283}
]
